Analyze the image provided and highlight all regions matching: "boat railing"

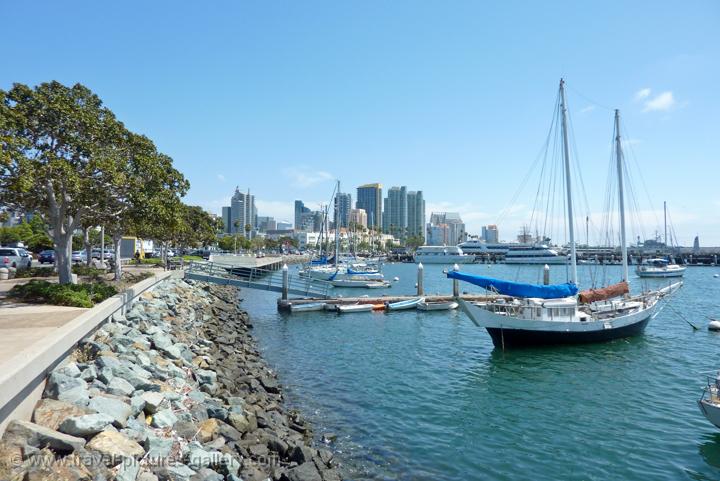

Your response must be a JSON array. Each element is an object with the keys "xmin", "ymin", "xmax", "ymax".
[{"xmin": 700, "ymin": 374, "xmax": 720, "ymax": 404}]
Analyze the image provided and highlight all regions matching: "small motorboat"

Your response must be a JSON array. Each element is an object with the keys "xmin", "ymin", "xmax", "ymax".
[
  {"xmin": 417, "ymin": 300, "xmax": 459, "ymax": 311},
  {"xmin": 709, "ymin": 319, "xmax": 720, "ymax": 331},
  {"xmin": 386, "ymin": 297, "xmax": 424, "ymax": 311},
  {"xmin": 699, "ymin": 373, "xmax": 720, "ymax": 428},
  {"xmin": 290, "ymin": 302, "xmax": 327, "ymax": 313},
  {"xmin": 336, "ymin": 303, "xmax": 375, "ymax": 313}
]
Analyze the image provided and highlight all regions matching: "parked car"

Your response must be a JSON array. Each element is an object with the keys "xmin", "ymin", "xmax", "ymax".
[
  {"xmin": 71, "ymin": 251, "xmax": 87, "ymax": 264},
  {"xmin": 0, "ymin": 247, "xmax": 32, "ymax": 270},
  {"xmin": 38, "ymin": 250, "xmax": 55, "ymax": 264}
]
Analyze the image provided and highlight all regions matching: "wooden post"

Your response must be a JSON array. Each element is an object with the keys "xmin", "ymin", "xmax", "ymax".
[
  {"xmin": 452, "ymin": 263, "xmax": 460, "ymax": 297},
  {"xmin": 282, "ymin": 264, "xmax": 289, "ymax": 301},
  {"xmin": 417, "ymin": 262, "xmax": 424, "ymax": 296}
]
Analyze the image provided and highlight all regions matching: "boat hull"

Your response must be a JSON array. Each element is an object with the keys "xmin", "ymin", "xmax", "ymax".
[
  {"xmin": 636, "ymin": 268, "xmax": 686, "ymax": 278},
  {"xmin": 505, "ymin": 257, "xmax": 568, "ymax": 265},
  {"xmin": 459, "ymin": 299, "xmax": 655, "ymax": 348},
  {"xmin": 414, "ymin": 255, "xmax": 476, "ymax": 264},
  {"xmin": 417, "ymin": 301, "xmax": 459, "ymax": 311},
  {"xmin": 699, "ymin": 400, "xmax": 720, "ymax": 429}
]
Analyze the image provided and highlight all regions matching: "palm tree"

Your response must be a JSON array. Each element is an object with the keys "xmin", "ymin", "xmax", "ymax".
[{"xmin": 233, "ymin": 220, "xmax": 241, "ymax": 253}]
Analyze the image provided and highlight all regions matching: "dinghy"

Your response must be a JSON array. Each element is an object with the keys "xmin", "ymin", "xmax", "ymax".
[
  {"xmin": 290, "ymin": 302, "xmax": 326, "ymax": 313},
  {"xmin": 417, "ymin": 300, "xmax": 459, "ymax": 311},
  {"xmin": 335, "ymin": 303, "xmax": 375, "ymax": 313},
  {"xmin": 386, "ymin": 297, "xmax": 424, "ymax": 311},
  {"xmin": 709, "ymin": 319, "xmax": 720, "ymax": 331}
]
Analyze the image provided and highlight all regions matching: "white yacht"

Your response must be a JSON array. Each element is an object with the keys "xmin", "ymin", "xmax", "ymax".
[
  {"xmin": 636, "ymin": 258, "xmax": 686, "ymax": 278},
  {"xmin": 457, "ymin": 239, "xmax": 510, "ymax": 255},
  {"xmin": 504, "ymin": 245, "xmax": 567, "ymax": 264},
  {"xmin": 413, "ymin": 246, "xmax": 476, "ymax": 264}
]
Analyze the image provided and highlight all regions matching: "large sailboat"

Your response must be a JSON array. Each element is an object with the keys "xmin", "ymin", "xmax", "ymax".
[{"xmin": 449, "ymin": 80, "xmax": 681, "ymax": 348}]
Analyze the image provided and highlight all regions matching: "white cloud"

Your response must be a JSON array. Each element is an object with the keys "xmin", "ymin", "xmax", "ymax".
[
  {"xmin": 580, "ymin": 105, "xmax": 596, "ymax": 113},
  {"xmin": 216, "ymin": 174, "xmax": 225, "ymax": 182},
  {"xmin": 634, "ymin": 88, "xmax": 651, "ymax": 101},
  {"xmin": 282, "ymin": 167, "xmax": 334, "ymax": 188},
  {"xmin": 643, "ymin": 91, "xmax": 676, "ymax": 112}
]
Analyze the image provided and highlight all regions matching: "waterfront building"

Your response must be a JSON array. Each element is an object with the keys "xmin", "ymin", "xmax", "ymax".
[
  {"xmin": 426, "ymin": 212, "xmax": 466, "ymax": 246},
  {"xmin": 482, "ymin": 224, "xmax": 499, "ymax": 243},
  {"xmin": 294, "ymin": 200, "xmax": 311, "ymax": 231},
  {"xmin": 407, "ymin": 191, "xmax": 426, "ymax": 242},
  {"xmin": 382, "ymin": 186, "xmax": 408, "ymax": 239},
  {"xmin": 256, "ymin": 216, "xmax": 276, "ymax": 232},
  {"xmin": 335, "ymin": 192, "xmax": 352, "ymax": 228},
  {"xmin": 350, "ymin": 208, "xmax": 368, "ymax": 229},
  {"xmin": 356, "ymin": 183, "xmax": 383, "ymax": 230},
  {"xmin": 223, "ymin": 187, "xmax": 256, "ymax": 235}
]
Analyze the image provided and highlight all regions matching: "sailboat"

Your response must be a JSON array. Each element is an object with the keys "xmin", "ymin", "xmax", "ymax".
[
  {"xmin": 636, "ymin": 202, "xmax": 686, "ymax": 278},
  {"xmin": 449, "ymin": 79, "xmax": 682, "ymax": 348}
]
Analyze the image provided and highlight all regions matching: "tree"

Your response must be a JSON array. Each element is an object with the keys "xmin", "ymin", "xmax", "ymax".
[{"xmin": 0, "ymin": 82, "xmax": 125, "ymax": 283}]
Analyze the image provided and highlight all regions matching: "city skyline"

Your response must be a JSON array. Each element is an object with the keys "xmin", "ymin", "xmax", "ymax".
[{"xmin": 4, "ymin": 2, "xmax": 717, "ymax": 244}]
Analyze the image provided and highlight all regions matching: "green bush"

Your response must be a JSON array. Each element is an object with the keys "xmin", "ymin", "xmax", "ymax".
[
  {"xmin": 9, "ymin": 280, "xmax": 118, "ymax": 308},
  {"xmin": 14, "ymin": 267, "xmax": 55, "ymax": 278}
]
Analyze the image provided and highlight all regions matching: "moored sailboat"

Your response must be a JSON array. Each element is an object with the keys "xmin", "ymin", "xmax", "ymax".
[{"xmin": 450, "ymin": 79, "xmax": 681, "ymax": 348}]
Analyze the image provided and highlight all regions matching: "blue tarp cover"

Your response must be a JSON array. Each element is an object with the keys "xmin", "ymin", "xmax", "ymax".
[{"xmin": 447, "ymin": 271, "xmax": 578, "ymax": 299}]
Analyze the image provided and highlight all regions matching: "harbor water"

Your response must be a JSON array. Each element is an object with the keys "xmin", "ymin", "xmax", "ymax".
[{"xmin": 240, "ymin": 262, "xmax": 720, "ymax": 480}]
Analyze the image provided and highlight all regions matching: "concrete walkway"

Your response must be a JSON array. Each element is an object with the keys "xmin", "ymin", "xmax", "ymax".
[{"xmin": 0, "ymin": 278, "xmax": 87, "ymax": 365}]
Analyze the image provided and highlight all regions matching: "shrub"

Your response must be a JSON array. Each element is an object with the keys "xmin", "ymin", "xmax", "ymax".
[{"xmin": 9, "ymin": 280, "xmax": 118, "ymax": 308}]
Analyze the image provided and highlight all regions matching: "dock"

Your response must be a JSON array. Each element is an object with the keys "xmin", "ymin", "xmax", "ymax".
[{"xmin": 277, "ymin": 294, "xmax": 499, "ymax": 311}]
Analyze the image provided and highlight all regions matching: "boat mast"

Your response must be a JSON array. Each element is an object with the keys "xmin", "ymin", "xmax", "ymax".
[
  {"xmin": 664, "ymin": 201, "xmax": 668, "ymax": 250},
  {"xmin": 615, "ymin": 109, "xmax": 629, "ymax": 282},
  {"xmin": 559, "ymin": 79, "xmax": 578, "ymax": 285},
  {"xmin": 334, "ymin": 180, "xmax": 340, "ymax": 267}
]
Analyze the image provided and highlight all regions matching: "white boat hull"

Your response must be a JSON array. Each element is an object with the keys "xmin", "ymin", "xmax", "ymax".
[
  {"xmin": 386, "ymin": 297, "xmax": 424, "ymax": 311},
  {"xmin": 417, "ymin": 301, "xmax": 459, "ymax": 311},
  {"xmin": 699, "ymin": 399, "xmax": 720, "ymax": 429},
  {"xmin": 414, "ymin": 255, "xmax": 476, "ymax": 264},
  {"xmin": 636, "ymin": 267, "xmax": 686, "ymax": 278},
  {"xmin": 290, "ymin": 302, "xmax": 326, "ymax": 312},
  {"xmin": 336, "ymin": 304, "xmax": 375, "ymax": 313}
]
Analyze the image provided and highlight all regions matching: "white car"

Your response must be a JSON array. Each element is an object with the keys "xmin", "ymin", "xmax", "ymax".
[
  {"xmin": 71, "ymin": 251, "xmax": 87, "ymax": 264},
  {"xmin": 0, "ymin": 247, "xmax": 32, "ymax": 270}
]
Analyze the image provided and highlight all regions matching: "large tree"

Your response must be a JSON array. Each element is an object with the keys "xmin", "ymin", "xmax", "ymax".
[{"xmin": 0, "ymin": 82, "xmax": 124, "ymax": 283}]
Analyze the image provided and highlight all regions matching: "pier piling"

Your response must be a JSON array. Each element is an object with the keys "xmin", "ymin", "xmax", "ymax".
[
  {"xmin": 452, "ymin": 263, "xmax": 460, "ymax": 297},
  {"xmin": 543, "ymin": 264, "xmax": 550, "ymax": 285},
  {"xmin": 282, "ymin": 264, "xmax": 289, "ymax": 301},
  {"xmin": 417, "ymin": 262, "xmax": 424, "ymax": 296}
]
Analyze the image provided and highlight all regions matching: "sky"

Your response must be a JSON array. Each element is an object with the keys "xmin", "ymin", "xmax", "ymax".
[{"xmin": 2, "ymin": 1, "xmax": 719, "ymax": 245}]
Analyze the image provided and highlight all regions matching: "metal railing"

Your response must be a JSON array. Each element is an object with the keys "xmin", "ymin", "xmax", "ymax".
[{"xmin": 186, "ymin": 261, "xmax": 332, "ymax": 298}]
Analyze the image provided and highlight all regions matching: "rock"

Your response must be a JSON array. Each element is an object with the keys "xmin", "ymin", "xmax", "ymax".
[
  {"xmin": 248, "ymin": 443, "xmax": 268, "ymax": 457},
  {"xmin": 55, "ymin": 362, "xmax": 82, "ymax": 378},
  {"xmin": 21, "ymin": 450, "xmax": 93, "ymax": 481},
  {"xmin": 151, "ymin": 409, "xmax": 178, "ymax": 429},
  {"xmin": 43, "ymin": 372, "xmax": 89, "ymax": 406},
  {"xmin": 58, "ymin": 413, "xmax": 115, "ymax": 437},
  {"xmin": 189, "ymin": 468, "xmax": 223, "ymax": 481},
  {"xmin": 194, "ymin": 369, "xmax": 216, "ymax": 385},
  {"xmin": 217, "ymin": 453, "xmax": 241, "ymax": 477},
  {"xmin": 285, "ymin": 462, "xmax": 323, "ymax": 481},
  {"xmin": 87, "ymin": 396, "xmax": 132, "ymax": 427},
  {"xmin": 186, "ymin": 445, "xmax": 222, "ymax": 470},
  {"xmin": 96, "ymin": 355, "xmax": 122, "ymax": 369},
  {"xmin": 2, "ymin": 420, "xmax": 85, "ymax": 454},
  {"xmin": 86, "ymin": 430, "xmax": 144, "ymax": 466},
  {"xmin": 138, "ymin": 472, "xmax": 159, "ymax": 481},
  {"xmin": 267, "ymin": 436, "xmax": 289, "ymax": 457},
  {"xmin": 116, "ymin": 460, "xmax": 141, "ymax": 481},
  {"xmin": 108, "ymin": 377, "xmax": 136, "ymax": 396},
  {"xmin": 317, "ymin": 448, "xmax": 333, "ymax": 467},
  {"xmin": 144, "ymin": 433, "xmax": 174, "ymax": 458},
  {"xmin": 130, "ymin": 394, "xmax": 147, "ymax": 417},
  {"xmin": 196, "ymin": 419, "xmax": 219, "ymax": 443},
  {"xmin": 154, "ymin": 464, "xmax": 196, "ymax": 481},
  {"xmin": 79, "ymin": 365, "xmax": 97, "ymax": 382},
  {"xmin": 141, "ymin": 391, "xmax": 165, "ymax": 414},
  {"xmin": 288, "ymin": 445, "xmax": 314, "ymax": 465},
  {"xmin": 259, "ymin": 376, "xmax": 280, "ymax": 394},
  {"xmin": 174, "ymin": 420, "xmax": 200, "ymax": 441},
  {"xmin": 206, "ymin": 405, "xmax": 228, "ymax": 421},
  {"xmin": 32, "ymin": 399, "xmax": 94, "ymax": 431},
  {"xmin": 226, "ymin": 413, "xmax": 250, "ymax": 433}
]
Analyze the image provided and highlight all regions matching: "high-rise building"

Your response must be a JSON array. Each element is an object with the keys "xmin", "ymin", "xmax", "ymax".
[
  {"xmin": 224, "ymin": 187, "xmax": 256, "ymax": 235},
  {"xmin": 335, "ymin": 193, "xmax": 352, "ymax": 228},
  {"xmin": 294, "ymin": 200, "xmax": 311, "ymax": 231},
  {"xmin": 382, "ymin": 186, "xmax": 408, "ymax": 238},
  {"xmin": 356, "ymin": 183, "xmax": 382, "ymax": 230},
  {"xmin": 482, "ymin": 224, "xmax": 499, "ymax": 243},
  {"xmin": 276, "ymin": 221, "xmax": 292, "ymax": 230},
  {"xmin": 256, "ymin": 216, "xmax": 276, "ymax": 232},
  {"xmin": 350, "ymin": 208, "xmax": 367, "ymax": 229},
  {"xmin": 406, "ymin": 191, "xmax": 425, "ymax": 242},
  {"xmin": 426, "ymin": 212, "xmax": 466, "ymax": 246}
]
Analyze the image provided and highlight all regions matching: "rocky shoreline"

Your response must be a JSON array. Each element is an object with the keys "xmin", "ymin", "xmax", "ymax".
[{"xmin": 0, "ymin": 278, "xmax": 343, "ymax": 481}]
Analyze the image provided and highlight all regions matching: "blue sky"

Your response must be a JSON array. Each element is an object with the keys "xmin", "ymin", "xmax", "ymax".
[{"xmin": 2, "ymin": 1, "xmax": 718, "ymax": 244}]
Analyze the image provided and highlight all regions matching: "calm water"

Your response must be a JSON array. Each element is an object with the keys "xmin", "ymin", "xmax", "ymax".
[{"xmin": 240, "ymin": 262, "xmax": 720, "ymax": 480}]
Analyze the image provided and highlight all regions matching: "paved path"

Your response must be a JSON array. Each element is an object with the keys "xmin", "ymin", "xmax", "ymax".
[{"xmin": 0, "ymin": 277, "xmax": 88, "ymax": 365}]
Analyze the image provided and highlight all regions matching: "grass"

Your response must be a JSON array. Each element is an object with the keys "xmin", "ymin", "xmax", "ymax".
[
  {"xmin": 9, "ymin": 280, "xmax": 118, "ymax": 308},
  {"xmin": 182, "ymin": 255, "xmax": 203, "ymax": 261}
]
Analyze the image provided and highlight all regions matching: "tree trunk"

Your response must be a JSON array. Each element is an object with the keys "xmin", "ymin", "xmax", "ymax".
[
  {"xmin": 113, "ymin": 234, "xmax": 122, "ymax": 281},
  {"xmin": 54, "ymin": 233, "xmax": 74, "ymax": 284},
  {"xmin": 84, "ymin": 227, "xmax": 92, "ymax": 267}
]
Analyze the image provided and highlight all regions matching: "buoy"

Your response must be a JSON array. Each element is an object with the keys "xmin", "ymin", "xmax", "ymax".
[
  {"xmin": 414, "ymin": 283, "xmax": 418, "ymax": 288},
  {"xmin": 709, "ymin": 319, "xmax": 720, "ymax": 331},
  {"xmin": 714, "ymin": 274, "xmax": 719, "ymax": 278},
  {"xmin": 393, "ymin": 277, "xmax": 399, "ymax": 282}
]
